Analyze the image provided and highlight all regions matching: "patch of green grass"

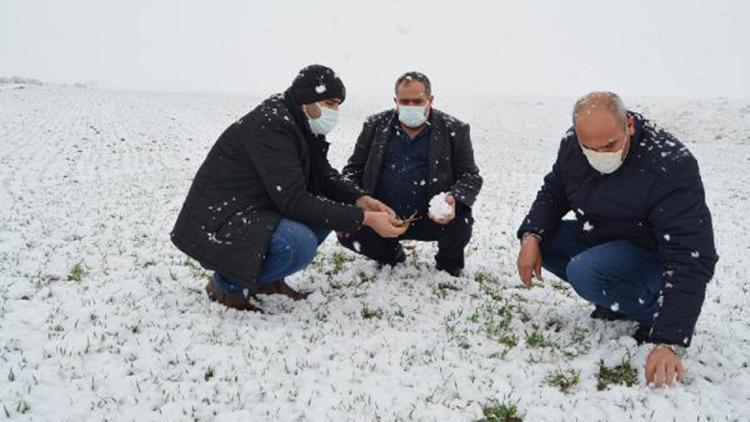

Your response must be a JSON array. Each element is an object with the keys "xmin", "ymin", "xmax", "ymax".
[
  {"xmin": 329, "ymin": 251, "xmax": 354, "ymax": 275},
  {"xmin": 525, "ymin": 330, "xmax": 554, "ymax": 348},
  {"xmin": 184, "ymin": 259, "xmax": 210, "ymax": 279},
  {"xmin": 546, "ymin": 369, "xmax": 581, "ymax": 393},
  {"xmin": 597, "ymin": 358, "xmax": 638, "ymax": 390},
  {"xmin": 498, "ymin": 334, "xmax": 518, "ymax": 348},
  {"xmin": 67, "ymin": 261, "xmax": 87, "ymax": 282},
  {"xmin": 361, "ymin": 305, "xmax": 383, "ymax": 320},
  {"xmin": 478, "ymin": 400, "xmax": 523, "ymax": 422},
  {"xmin": 204, "ymin": 366, "xmax": 214, "ymax": 381}
]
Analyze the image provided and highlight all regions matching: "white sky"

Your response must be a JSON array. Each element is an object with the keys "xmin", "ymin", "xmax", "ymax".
[{"xmin": 1, "ymin": 0, "xmax": 748, "ymax": 98}]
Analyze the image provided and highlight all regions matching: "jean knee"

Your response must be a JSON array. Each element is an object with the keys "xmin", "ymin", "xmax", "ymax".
[
  {"xmin": 289, "ymin": 225, "xmax": 320, "ymax": 268},
  {"xmin": 565, "ymin": 254, "xmax": 603, "ymax": 301}
]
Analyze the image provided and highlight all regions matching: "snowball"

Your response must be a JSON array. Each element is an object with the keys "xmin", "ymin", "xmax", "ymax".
[
  {"xmin": 610, "ymin": 302, "xmax": 619, "ymax": 312},
  {"xmin": 429, "ymin": 192, "xmax": 452, "ymax": 219}
]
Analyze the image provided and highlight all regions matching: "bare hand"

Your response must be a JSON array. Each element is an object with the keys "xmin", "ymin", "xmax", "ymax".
[
  {"xmin": 645, "ymin": 346, "xmax": 686, "ymax": 388},
  {"xmin": 364, "ymin": 211, "xmax": 407, "ymax": 238},
  {"xmin": 428, "ymin": 194, "xmax": 456, "ymax": 225},
  {"xmin": 517, "ymin": 235, "xmax": 542, "ymax": 287},
  {"xmin": 356, "ymin": 195, "xmax": 396, "ymax": 217}
]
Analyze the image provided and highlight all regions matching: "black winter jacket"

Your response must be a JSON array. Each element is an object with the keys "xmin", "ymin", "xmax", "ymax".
[
  {"xmin": 518, "ymin": 113, "xmax": 718, "ymax": 346},
  {"xmin": 342, "ymin": 109, "xmax": 482, "ymax": 207},
  {"xmin": 171, "ymin": 94, "xmax": 365, "ymax": 284}
]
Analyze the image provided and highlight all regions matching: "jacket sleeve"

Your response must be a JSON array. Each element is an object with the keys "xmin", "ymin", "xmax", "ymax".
[
  {"xmin": 449, "ymin": 124, "xmax": 483, "ymax": 207},
  {"xmin": 342, "ymin": 121, "xmax": 375, "ymax": 190},
  {"xmin": 320, "ymin": 158, "xmax": 366, "ymax": 204},
  {"xmin": 646, "ymin": 157, "xmax": 718, "ymax": 347},
  {"xmin": 246, "ymin": 126, "xmax": 364, "ymax": 232},
  {"xmin": 516, "ymin": 138, "xmax": 571, "ymax": 242}
]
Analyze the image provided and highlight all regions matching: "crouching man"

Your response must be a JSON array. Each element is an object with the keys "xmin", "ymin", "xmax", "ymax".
[
  {"xmin": 516, "ymin": 92, "xmax": 717, "ymax": 387},
  {"xmin": 171, "ymin": 65, "xmax": 405, "ymax": 311},
  {"xmin": 338, "ymin": 72, "xmax": 482, "ymax": 276}
]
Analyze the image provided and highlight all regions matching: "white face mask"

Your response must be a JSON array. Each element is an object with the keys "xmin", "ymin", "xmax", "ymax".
[
  {"xmin": 307, "ymin": 103, "xmax": 339, "ymax": 135},
  {"xmin": 580, "ymin": 124, "xmax": 629, "ymax": 174},
  {"xmin": 398, "ymin": 105, "xmax": 427, "ymax": 128}
]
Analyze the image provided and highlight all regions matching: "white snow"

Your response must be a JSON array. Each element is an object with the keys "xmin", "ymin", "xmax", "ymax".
[
  {"xmin": 0, "ymin": 86, "xmax": 748, "ymax": 421},
  {"xmin": 583, "ymin": 221, "xmax": 594, "ymax": 231},
  {"xmin": 315, "ymin": 84, "xmax": 327, "ymax": 94},
  {"xmin": 429, "ymin": 192, "xmax": 452, "ymax": 219}
]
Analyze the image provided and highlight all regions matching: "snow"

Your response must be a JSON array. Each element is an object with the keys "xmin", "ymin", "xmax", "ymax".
[
  {"xmin": 582, "ymin": 221, "xmax": 594, "ymax": 231},
  {"xmin": 0, "ymin": 86, "xmax": 749, "ymax": 421},
  {"xmin": 429, "ymin": 192, "xmax": 452, "ymax": 219},
  {"xmin": 315, "ymin": 84, "xmax": 327, "ymax": 94}
]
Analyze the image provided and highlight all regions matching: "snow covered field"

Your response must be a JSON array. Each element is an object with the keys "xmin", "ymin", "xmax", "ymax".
[{"xmin": 1, "ymin": 85, "xmax": 749, "ymax": 421}]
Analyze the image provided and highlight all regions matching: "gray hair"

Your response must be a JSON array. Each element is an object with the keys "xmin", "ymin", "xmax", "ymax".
[
  {"xmin": 394, "ymin": 71, "xmax": 432, "ymax": 96},
  {"xmin": 572, "ymin": 91, "xmax": 628, "ymax": 125}
]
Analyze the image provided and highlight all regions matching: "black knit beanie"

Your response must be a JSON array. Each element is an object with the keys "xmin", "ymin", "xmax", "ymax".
[{"xmin": 287, "ymin": 64, "xmax": 346, "ymax": 105}]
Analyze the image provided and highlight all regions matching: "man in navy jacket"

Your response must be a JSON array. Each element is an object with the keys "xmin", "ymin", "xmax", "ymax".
[{"xmin": 517, "ymin": 92, "xmax": 717, "ymax": 387}]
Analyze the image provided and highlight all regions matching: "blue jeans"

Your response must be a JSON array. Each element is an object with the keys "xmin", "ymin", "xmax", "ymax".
[
  {"xmin": 542, "ymin": 220, "xmax": 662, "ymax": 326},
  {"xmin": 212, "ymin": 219, "xmax": 329, "ymax": 292}
]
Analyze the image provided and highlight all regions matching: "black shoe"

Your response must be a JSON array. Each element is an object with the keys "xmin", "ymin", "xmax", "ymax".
[
  {"xmin": 435, "ymin": 262, "xmax": 462, "ymax": 277},
  {"xmin": 590, "ymin": 305, "xmax": 630, "ymax": 321},
  {"xmin": 632, "ymin": 325, "xmax": 653, "ymax": 345},
  {"xmin": 376, "ymin": 247, "xmax": 407, "ymax": 268},
  {"xmin": 205, "ymin": 277, "xmax": 260, "ymax": 312}
]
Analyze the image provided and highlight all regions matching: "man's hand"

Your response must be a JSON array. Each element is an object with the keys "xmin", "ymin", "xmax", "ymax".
[
  {"xmin": 363, "ymin": 211, "xmax": 407, "ymax": 238},
  {"xmin": 356, "ymin": 195, "xmax": 396, "ymax": 217},
  {"xmin": 645, "ymin": 345, "xmax": 686, "ymax": 388},
  {"xmin": 428, "ymin": 194, "xmax": 456, "ymax": 225},
  {"xmin": 517, "ymin": 234, "xmax": 543, "ymax": 287}
]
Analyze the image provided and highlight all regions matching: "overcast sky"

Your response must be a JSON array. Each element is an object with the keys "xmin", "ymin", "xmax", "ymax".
[{"xmin": 2, "ymin": 0, "xmax": 748, "ymax": 98}]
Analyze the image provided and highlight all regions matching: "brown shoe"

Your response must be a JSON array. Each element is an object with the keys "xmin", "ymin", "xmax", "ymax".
[
  {"xmin": 256, "ymin": 279, "xmax": 311, "ymax": 301},
  {"xmin": 205, "ymin": 278, "xmax": 260, "ymax": 312}
]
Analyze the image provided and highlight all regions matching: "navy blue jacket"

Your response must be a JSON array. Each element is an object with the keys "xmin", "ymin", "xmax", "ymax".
[{"xmin": 518, "ymin": 113, "xmax": 717, "ymax": 346}]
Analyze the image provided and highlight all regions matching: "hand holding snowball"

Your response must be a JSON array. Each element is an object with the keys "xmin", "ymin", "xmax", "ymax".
[{"xmin": 428, "ymin": 192, "xmax": 455, "ymax": 225}]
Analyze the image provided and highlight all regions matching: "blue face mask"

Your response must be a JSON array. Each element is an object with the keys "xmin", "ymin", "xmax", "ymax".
[
  {"xmin": 398, "ymin": 105, "xmax": 427, "ymax": 128},
  {"xmin": 307, "ymin": 103, "xmax": 339, "ymax": 135}
]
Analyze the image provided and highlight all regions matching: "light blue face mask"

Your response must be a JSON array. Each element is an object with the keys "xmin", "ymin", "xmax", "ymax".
[
  {"xmin": 307, "ymin": 104, "xmax": 339, "ymax": 135},
  {"xmin": 398, "ymin": 105, "xmax": 427, "ymax": 128}
]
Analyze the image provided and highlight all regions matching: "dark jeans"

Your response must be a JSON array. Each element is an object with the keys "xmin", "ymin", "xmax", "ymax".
[
  {"xmin": 338, "ymin": 205, "xmax": 473, "ymax": 270},
  {"xmin": 206, "ymin": 219, "xmax": 329, "ymax": 292},
  {"xmin": 542, "ymin": 220, "xmax": 662, "ymax": 325}
]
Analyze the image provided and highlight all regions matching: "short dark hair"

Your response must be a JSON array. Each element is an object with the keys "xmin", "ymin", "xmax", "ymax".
[{"xmin": 394, "ymin": 71, "xmax": 432, "ymax": 96}]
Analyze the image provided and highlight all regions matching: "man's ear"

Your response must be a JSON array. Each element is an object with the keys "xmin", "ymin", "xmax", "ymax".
[
  {"xmin": 393, "ymin": 97, "xmax": 399, "ymax": 108},
  {"xmin": 626, "ymin": 116, "xmax": 635, "ymax": 136},
  {"xmin": 428, "ymin": 95, "xmax": 435, "ymax": 107}
]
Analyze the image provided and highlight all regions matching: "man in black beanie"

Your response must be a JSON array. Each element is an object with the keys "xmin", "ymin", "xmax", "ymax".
[{"xmin": 171, "ymin": 65, "xmax": 406, "ymax": 311}]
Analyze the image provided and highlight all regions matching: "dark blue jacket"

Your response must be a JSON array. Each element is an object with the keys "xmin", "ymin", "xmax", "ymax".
[{"xmin": 518, "ymin": 113, "xmax": 718, "ymax": 347}]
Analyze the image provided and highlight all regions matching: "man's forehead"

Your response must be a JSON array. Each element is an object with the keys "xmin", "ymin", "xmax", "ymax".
[{"xmin": 396, "ymin": 81, "xmax": 427, "ymax": 95}]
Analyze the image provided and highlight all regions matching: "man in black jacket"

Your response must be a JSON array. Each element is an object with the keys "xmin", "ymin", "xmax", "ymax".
[
  {"xmin": 338, "ymin": 72, "xmax": 482, "ymax": 276},
  {"xmin": 517, "ymin": 92, "xmax": 717, "ymax": 387},
  {"xmin": 171, "ymin": 65, "xmax": 406, "ymax": 311}
]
